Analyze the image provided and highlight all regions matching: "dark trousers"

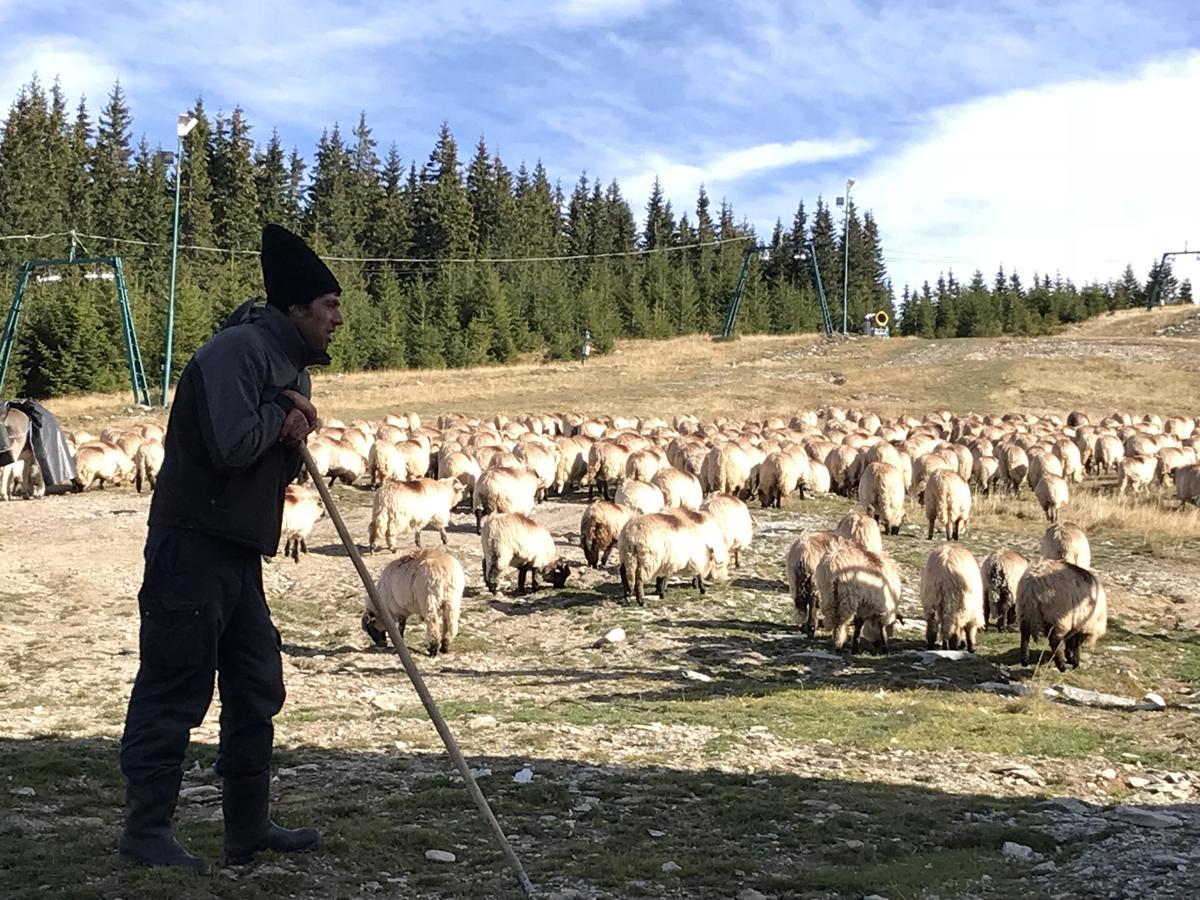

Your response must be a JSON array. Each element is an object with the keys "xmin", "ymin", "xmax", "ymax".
[{"xmin": 120, "ymin": 527, "xmax": 285, "ymax": 785}]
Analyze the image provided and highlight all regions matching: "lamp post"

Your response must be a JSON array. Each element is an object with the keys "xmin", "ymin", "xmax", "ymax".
[
  {"xmin": 161, "ymin": 112, "xmax": 199, "ymax": 407},
  {"xmin": 839, "ymin": 178, "xmax": 855, "ymax": 334}
]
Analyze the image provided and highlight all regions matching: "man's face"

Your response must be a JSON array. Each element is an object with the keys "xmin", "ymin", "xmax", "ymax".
[{"xmin": 289, "ymin": 292, "xmax": 343, "ymax": 353}]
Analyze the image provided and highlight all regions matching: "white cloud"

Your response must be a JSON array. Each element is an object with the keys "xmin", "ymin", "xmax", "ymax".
[
  {"xmin": 856, "ymin": 52, "xmax": 1200, "ymax": 291},
  {"xmin": 0, "ymin": 35, "xmax": 123, "ymax": 112}
]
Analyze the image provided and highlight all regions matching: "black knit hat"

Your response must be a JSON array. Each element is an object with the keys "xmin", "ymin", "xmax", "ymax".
[{"xmin": 260, "ymin": 224, "xmax": 341, "ymax": 310}]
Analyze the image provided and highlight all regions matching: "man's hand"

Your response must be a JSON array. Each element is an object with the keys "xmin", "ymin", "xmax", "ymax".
[
  {"xmin": 279, "ymin": 408, "xmax": 314, "ymax": 447},
  {"xmin": 281, "ymin": 389, "xmax": 319, "ymax": 429}
]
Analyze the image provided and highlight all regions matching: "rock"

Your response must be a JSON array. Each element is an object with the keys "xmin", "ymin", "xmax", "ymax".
[
  {"xmin": 1002, "ymin": 841, "xmax": 1036, "ymax": 861},
  {"xmin": 470, "ymin": 767, "xmax": 492, "ymax": 779},
  {"xmin": 9, "ymin": 787, "xmax": 35, "ymax": 797},
  {"xmin": 1166, "ymin": 772, "xmax": 1189, "ymax": 784},
  {"xmin": 992, "ymin": 764, "xmax": 1046, "ymax": 786},
  {"xmin": 797, "ymin": 650, "xmax": 846, "ymax": 663},
  {"xmin": 1051, "ymin": 685, "xmax": 1138, "ymax": 710},
  {"xmin": 424, "ymin": 849, "xmax": 456, "ymax": 863},
  {"xmin": 843, "ymin": 839, "xmax": 865, "ymax": 850},
  {"xmin": 1032, "ymin": 860, "xmax": 1058, "ymax": 874},
  {"xmin": 1099, "ymin": 768, "xmax": 1118, "ymax": 780},
  {"xmin": 680, "ymin": 668, "xmax": 713, "ymax": 682},
  {"xmin": 468, "ymin": 715, "xmax": 498, "ymax": 730},
  {"xmin": 369, "ymin": 694, "xmax": 401, "ymax": 712},
  {"xmin": 602, "ymin": 627, "xmax": 626, "ymax": 644},
  {"xmin": 1141, "ymin": 692, "xmax": 1167, "ymax": 710},
  {"xmin": 661, "ymin": 861, "xmax": 681, "ymax": 873},
  {"xmin": 512, "ymin": 767, "xmax": 534, "ymax": 784},
  {"xmin": 912, "ymin": 649, "xmax": 972, "ymax": 662},
  {"xmin": 647, "ymin": 829, "xmax": 666, "ymax": 838},
  {"xmin": 1038, "ymin": 797, "xmax": 1091, "ymax": 816},
  {"xmin": 178, "ymin": 785, "xmax": 221, "ymax": 802},
  {"xmin": 1127, "ymin": 777, "xmax": 1152, "ymax": 789},
  {"xmin": 737, "ymin": 890, "xmax": 767, "ymax": 900},
  {"xmin": 1109, "ymin": 805, "xmax": 1184, "ymax": 829},
  {"xmin": 979, "ymin": 681, "xmax": 1032, "ymax": 697},
  {"xmin": 1151, "ymin": 853, "xmax": 1189, "ymax": 868},
  {"xmin": 863, "ymin": 895, "xmax": 890, "ymax": 900}
]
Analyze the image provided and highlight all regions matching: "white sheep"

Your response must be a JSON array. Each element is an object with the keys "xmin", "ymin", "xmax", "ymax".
[
  {"xmin": 480, "ymin": 512, "xmax": 571, "ymax": 595},
  {"xmin": 757, "ymin": 451, "xmax": 808, "ymax": 508},
  {"xmin": 651, "ymin": 467, "xmax": 704, "ymax": 510},
  {"xmin": 278, "ymin": 484, "xmax": 324, "ymax": 562},
  {"xmin": 134, "ymin": 438, "xmax": 164, "ymax": 493},
  {"xmin": 1040, "ymin": 521, "xmax": 1091, "ymax": 568},
  {"xmin": 472, "ymin": 465, "xmax": 539, "ymax": 533},
  {"xmin": 613, "ymin": 479, "xmax": 667, "ymax": 515},
  {"xmin": 617, "ymin": 510, "xmax": 725, "ymax": 604},
  {"xmin": 785, "ymin": 529, "xmax": 838, "ymax": 635},
  {"xmin": 835, "ymin": 510, "xmax": 883, "ymax": 553},
  {"xmin": 1117, "ymin": 454, "xmax": 1156, "ymax": 495},
  {"xmin": 369, "ymin": 477, "xmax": 465, "ymax": 552},
  {"xmin": 365, "ymin": 548, "xmax": 465, "ymax": 656},
  {"xmin": 858, "ymin": 461, "xmax": 906, "ymax": 536},
  {"xmin": 920, "ymin": 544, "xmax": 984, "ymax": 652},
  {"xmin": 1017, "ymin": 559, "xmax": 1107, "ymax": 671},
  {"xmin": 814, "ymin": 539, "xmax": 901, "ymax": 654},
  {"xmin": 980, "ymin": 548, "xmax": 1028, "ymax": 631},
  {"xmin": 579, "ymin": 500, "xmax": 635, "ymax": 569},
  {"xmin": 923, "ymin": 468, "xmax": 971, "ymax": 541},
  {"xmin": 700, "ymin": 492, "xmax": 754, "ymax": 568},
  {"xmin": 1035, "ymin": 473, "xmax": 1069, "ymax": 522}
]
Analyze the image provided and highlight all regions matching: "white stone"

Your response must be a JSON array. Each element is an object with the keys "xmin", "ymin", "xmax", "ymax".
[
  {"xmin": 647, "ymin": 829, "xmax": 666, "ymax": 838},
  {"xmin": 1109, "ymin": 805, "xmax": 1184, "ymax": 829},
  {"xmin": 9, "ymin": 787, "xmax": 35, "ymax": 797},
  {"xmin": 1099, "ymin": 768, "xmax": 1118, "ymax": 780},
  {"xmin": 603, "ymin": 627, "xmax": 626, "ymax": 644},
  {"xmin": 737, "ymin": 890, "xmax": 767, "ymax": 900},
  {"xmin": 680, "ymin": 668, "xmax": 713, "ymax": 682},
  {"xmin": 1032, "ymin": 861, "xmax": 1058, "ymax": 874},
  {"xmin": 979, "ymin": 682, "xmax": 1032, "ymax": 697},
  {"xmin": 468, "ymin": 715, "xmax": 498, "ymax": 729},
  {"xmin": 1141, "ymin": 692, "xmax": 1166, "ymax": 710},
  {"xmin": 178, "ymin": 785, "xmax": 220, "ymax": 802},
  {"xmin": 661, "ymin": 861, "xmax": 681, "ymax": 873},
  {"xmin": 1002, "ymin": 842, "xmax": 1036, "ymax": 860},
  {"xmin": 512, "ymin": 767, "xmax": 534, "ymax": 784},
  {"xmin": 1127, "ymin": 777, "xmax": 1152, "ymax": 789},
  {"xmin": 424, "ymin": 849, "xmax": 456, "ymax": 863}
]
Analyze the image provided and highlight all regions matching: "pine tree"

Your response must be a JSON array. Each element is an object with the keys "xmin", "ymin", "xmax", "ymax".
[
  {"xmin": 90, "ymin": 81, "xmax": 135, "ymax": 241},
  {"xmin": 209, "ymin": 107, "xmax": 260, "ymax": 250},
  {"xmin": 255, "ymin": 129, "xmax": 292, "ymax": 229}
]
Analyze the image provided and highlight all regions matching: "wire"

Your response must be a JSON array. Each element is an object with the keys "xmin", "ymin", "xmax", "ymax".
[{"xmin": 0, "ymin": 231, "xmax": 74, "ymax": 243}]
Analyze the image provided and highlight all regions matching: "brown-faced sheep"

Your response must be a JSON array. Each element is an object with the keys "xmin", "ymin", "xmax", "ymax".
[
  {"xmin": 923, "ymin": 469, "xmax": 971, "ymax": 541},
  {"xmin": 369, "ymin": 477, "xmax": 465, "ymax": 551},
  {"xmin": 279, "ymin": 484, "xmax": 324, "ymax": 562},
  {"xmin": 580, "ymin": 500, "xmax": 635, "ymax": 569},
  {"xmin": 920, "ymin": 544, "xmax": 984, "ymax": 652},
  {"xmin": 700, "ymin": 492, "xmax": 754, "ymax": 568},
  {"xmin": 858, "ymin": 461, "xmax": 906, "ymax": 535},
  {"xmin": 617, "ymin": 511, "xmax": 724, "ymax": 604},
  {"xmin": 481, "ymin": 512, "xmax": 571, "ymax": 595},
  {"xmin": 1017, "ymin": 559, "xmax": 1107, "ymax": 671},
  {"xmin": 785, "ymin": 530, "xmax": 838, "ymax": 635},
  {"xmin": 814, "ymin": 539, "xmax": 901, "ymax": 654},
  {"xmin": 980, "ymin": 548, "xmax": 1028, "ymax": 631},
  {"xmin": 364, "ymin": 548, "xmax": 465, "ymax": 656}
]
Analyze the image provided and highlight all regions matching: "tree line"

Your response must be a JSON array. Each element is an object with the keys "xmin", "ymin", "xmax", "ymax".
[{"xmin": 0, "ymin": 76, "xmax": 1187, "ymax": 398}]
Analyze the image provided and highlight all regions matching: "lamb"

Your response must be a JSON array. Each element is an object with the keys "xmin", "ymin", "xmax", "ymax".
[
  {"xmin": 858, "ymin": 461, "xmax": 906, "ymax": 535},
  {"xmin": 920, "ymin": 544, "xmax": 984, "ymax": 652},
  {"xmin": 364, "ymin": 548, "xmax": 465, "ymax": 656},
  {"xmin": 651, "ymin": 467, "xmax": 703, "ymax": 510},
  {"xmin": 785, "ymin": 530, "xmax": 838, "ymax": 635},
  {"xmin": 480, "ymin": 512, "xmax": 571, "ymax": 595},
  {"xmin": 757, "ymin": 450, "xmax": 808, "ymax": 508},
  {"xmin": 814, "ymin": 539, "xmax": 901, "ymax": 654},
  {"xmin": 472, "ymin": 465, "xmax": 539, "ymax": 533},
  {"xmin": 1040, "ymin": 521, "xmax": 1091, "ymax": 568},
  {"xmin": 369, "ymin": 477, "xmax": 465, "ymax": 551},
  {"xmin": 278, "ymin": 484, "xmax": 323, "ymax": 562},
  {"xmin": 617, "ymin": 511, "xmax": 724, "ymax": 604},
  {"xmin": 1034, "ymin": 473, "xmax": 1069, "ymax": 522},
  {"xmin": 134, "ymin": 438, "xmax": 164, "ymax": 493},
  {"xmin": 580, "ymin": 500, "xmax": 635, "ymax": 569},
  {"xmin": 835, "ymin": 510, "xmax": 883, "ymax": 553},
  {"xmin": 700, "ymin": 492, "xmax": 754, "ymax": 568},
  {"xmin": 1017, "ymin": 559, "xmax": 1107, "ymax": 671},
  {"xmin": 1, "ymin": 457, "xmax": 44, "ymax": 500},
  {"xmin": 613, "ymin": 479, "xmax": 666, "ymax": 515},
  {"xmin": 980, "ymin": 548, "xmax": 1028, "ymax": 631},
  {"xmin": 923, "ymin": 469, "xmax": 971, "ymax": 540}
]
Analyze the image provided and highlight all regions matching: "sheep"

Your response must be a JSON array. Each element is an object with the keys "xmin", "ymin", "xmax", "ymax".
[
  {"xmin": 553, "ymin": 435, "xmax": 592, "ymax": 495},
  {"xmin": 980, "ymin": 548, "xmax": 1028, "ymax": 631},
  {"xmin": 364, "ymin": 548, "xmax": 465, "ymax": 656},
  {"xmin": 1176, "ymin": 462, "xmax": 1200, "ymax": 507},
  {"xmin": 700, "ymin": 492, "xmax": 754, "ymax": 568},
  {"xmin": 920, "ymin": 544, "xmax": 984, "ymax": 652},
  {"xmin": 368, "ymin": 440, "xmax": 407, "ymax": 487},
  {"xmin": 278, "ymin": 484, "xmax": 324, "ymax": 562},
  {"xmin": 472, "ymin": 465, "xmax": 539, "ymax": 533},
  {"xmin": 613, "ymin": 479, "xmax": 666, "ymax": 515},
  {"xmin": 1053, "ymin": 439, "xmax": 1085, "ymax": 483},
  {"xmin": 971, "ymin": 454, "xmax": 1000, "ymax": 495},
  {"xmin": 1156, "ymin": 447, "xmax": 1195, "ymax": 485},
  {"xmin": 1035, "ymin": 473, "xmax": 1070, "ymax": 522},
  {"xmin": 326, "ymin": 439, "xmax": 367, "ymax": 486},
  {"xmin": 923, "ymin": 469, "xmax": 971, "ymax": 541},
  {"xmin": 583, "ymin": 441, "xmax": 629, "ymax": 501},
  {"xmin": 1017, "ymin": 559, "xmax": 1107, "ymax": 671},
  {"xmin": 835, "ymin": 510, "xmax": 883, "ymax": 553},
  {"xmin": 803, "ymin": 459, "xmax": 832, "ymax": 495},
  {"xmin": 625, "ymin": 447, "xmax": 666, "ymax": 483},
  {"xmin": 515, "ymin": 441, "xmax": 559, "ymax": 501},
  {"xmin": 998, "ymin": 444, "xmax": 1029, "ymax": 495},
  {"xmin": 785, "ymin": 530, "xmax": 838, "ymax": 635},
  {"xmin": 1026, "ymin": 449, "xmax": 1064, "ymax": 493},
  {"xmin": 74, "ymin": 442, "xmax": 134, "ymax": 491},
  {"xmin": 437, "ymin": 451, "xmax": 482, "ymax": 505},
  {"xmin": 369, "ymin": 477, "xmax": 465, "ymax": 552},
  {"xmin": 912, "ymin": 451, "xmax": 955, "ymax": 501},
  {"xmin": 757, "ymin": 451, "xmax": 808, "ymax": 508},
  {"xmin": 617, "ymin": 511, "xmax": 723, "ymax": 604},
  {"xmin": 1040, "ymin": 521, "xmax": 1091, "ymax": 568},
  {"xmin": 1117, "ymin": 454, "xmax": 1156, "ymax": 495},
  {"xmin": 825, "ymin": 445, "xmax": 860, "ymax": 496},
  {"xmin": 858, "ymin": 461, "xmax": 906, "ymax": 535},
  {"xmin": 1, "ymin": 457, "xmax": 44, "ymax": 500},
  {"xmin": 1094, "ymin": 434, "xmax": 1125, "ymax": 474},
  {"xmin": 480, "ymin": 512, "xmax": 571, "ymax": 595},
  {"xmin": 814, "ymin": 539, "xmax": 901, "ymax": 654},
  {"xmin": 701, "ymin": 443, "xmax": 753, "ymax": 497},
  {"xmin": 580, "ymin": 500, "xmax": 635, "ymax": 569},
  {"xmin": 134, "ymin": 438, "xmax": 164, "ymax": 493},
  {"xmin": 651, "ymin": 467, "xmax": 703, "ymax": 510}
]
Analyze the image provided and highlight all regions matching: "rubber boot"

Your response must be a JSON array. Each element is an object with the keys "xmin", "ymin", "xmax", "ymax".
[
  {"xmin": 117, "ymin": 772, "xmax": 210, "ymax": 873},
  {"xmin": 222, "ymin": 771, "xmax": 320, "ymax": 866}
]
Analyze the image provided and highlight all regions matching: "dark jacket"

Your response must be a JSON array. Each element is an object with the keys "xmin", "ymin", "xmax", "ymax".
[{"xmin": 148, "ymin": 301, "xmax": 328, "ymax": 555}]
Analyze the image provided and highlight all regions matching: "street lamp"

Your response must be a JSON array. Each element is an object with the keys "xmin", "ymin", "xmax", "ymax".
[
  {"xmin": 161, "ymin": 112, "xmax": 199, "ymax": 406},
  {"xmin": 837, "ymin": 178, "xmax": 855, "ymax": 334}
]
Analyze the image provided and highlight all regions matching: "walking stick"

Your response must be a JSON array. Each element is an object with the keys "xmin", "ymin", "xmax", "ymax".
[{"xmin": 300, "ymin": 447, "xmax": 534, "ymax": 896}]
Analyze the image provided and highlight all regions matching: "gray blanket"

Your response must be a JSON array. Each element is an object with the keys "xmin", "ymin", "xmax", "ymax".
[{"xmin": 1, "ymin": 399, "xmax": 78, "ymax": 486}]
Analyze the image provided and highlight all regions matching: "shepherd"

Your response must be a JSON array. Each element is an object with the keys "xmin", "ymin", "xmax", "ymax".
[{"xmin": 117, "ymin": 224, "xmax": 342, "ymax": 872}]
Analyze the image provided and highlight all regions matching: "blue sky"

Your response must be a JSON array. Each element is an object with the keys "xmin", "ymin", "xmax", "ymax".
[{"xmin": 3, "ymin": 0, "xmax": 1200, "ymax": 293}]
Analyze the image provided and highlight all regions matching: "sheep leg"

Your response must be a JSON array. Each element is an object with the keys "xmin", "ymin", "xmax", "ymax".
[
  {"xmin": 877, "ymin": 622, "xmax": 890, "ymax": 655},
  {"xmin": 475, "ymin": 510, "xmax": 483, "ymax": 534},
  {"xmin": 517, "ymin": 565, "xmax": 528, "ymax": 594},
  {"xmin": 414, "ymin": 528, "xmax": 423, "ymax": 547},
  {"xmin": 600, "ymin": 543, "xmax": 615, "ymax": 568},
  {"xmin": 655, "ymin": 576, "xmax": 666, "ymax": 599},
  {"xmin": 696, "ymin": 575, "xmax": 706, "ymax": 595},
  {"xmin": 1048, "ymin": 628, "xmax": 1068, "ymax": 672},
  {"xmin": 733, "ymin": 548, "xmax": 741, "ymax": 569},
  {"xmin": 583, "ymin": 539, "xmax": 596, "ymax": 568},
  {"xmin": 965, "ymin": 624, "xmax": 977, "ymax": 654},
  {"xmin": 1066, "ymin": 634, "xmax": 1084, "ymax": 669},
  {"xmin": 1019, "ymin": 622, "xmax": 1032, "ymax": 665},
  {"xmin": 438, "ymin": 525, "xmax": 448, "ymax": 545},
  {"xmin": 851, "ymin": 618, "xmax": 864, "ymax": 655},
  {"xmin": 889, "ymin": 524, "xmax": 900, "ymax": 536},
  {"xmin": 952, "ymin": 519, "xmax": 961, "ymax": 541},
  {"xmin": 983, "ymin": 590, "xmax": 992, "ymax": 629},
  {"xmin": 831, "ymin": 620, "xmax": 849, "ymax": 653},
  {"xmin": 927, "ymin": 517, "xmax": 935, "ymax": 540},
  {"xmin": 925, "ymin": 615, "xmax": 938, "ymax": 650},
  {"xmin": 619, "ymin": 560, "xmax": 631, "ymax": 600},
  {"xmin": 530, "ymin": 569, "xmax": 541, "ymax": 592},
  {"xmin": 483, "ymin": 559, "xmax": 499, "ymax": 596}
]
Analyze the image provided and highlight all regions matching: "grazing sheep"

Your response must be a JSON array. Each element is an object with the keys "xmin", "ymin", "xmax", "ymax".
[
  {"xmin": 134, "ymin": 438, "xmax": 164, "ymax": 493},
  {"xmin": 824, "ymin": 445, "xmax": 860, "ymax": 496},
  {"xmin": 437, "ymin": 451, "xmax": 482, "ymax": 505},
  {"xmin": 1017, "ymin": 559, "xmax": 1107, "ymax": 671},
  {"xmin": 1156, "ymin": 447, "xmax": 1195, "ymax": 485},
  {"xmin": 368, "ymin": 440, "xmax": 406, "ymax": 487},
  {"xmin": 326, "ymin": 439, "xmax": 367, "ymax": 486},
  {"xmin": 912, "ymin": 451, "xmax": 955, "ymax": 502},
  {"xmin": 1053, "ymin": 439, "xmax": 1085, "ymax": 483},
  {"xmin": 858, "ymin": 461, "xmax": 906, "ymax": 535},
  {"xmin": 1117, "ymin": 454, "xmax": 1156, "ymax": 496},
  {"xmin": 700, "ymin": 492, "xmax": 754, "ymax": 568},
  {"xmin": 614, "ymin": 479, "xmax": 666, "ymax": 515},
  {"xmin": 923, "ymin": 469, "xmax": 971, "ymax": 541},
  {"xmin": 278, "ymin": 484, "xmax": 324, "ymax": 562},
  {"xmin": 583, "ymin": 441, "xmax": 629, "ymax": 501},
  {"xmin": 814, "ymin": 539, "xmax": 901, "ymax": 654},
  {"xmin": 1094, "ymin": 434, "xmax": 1125, "ymax": 475},
  {"xmin": 74, "ymin": 442, "xmax": 134, "ymax": 491},
  {"xmin": 625, "ymin": 447, "xmax": 666, "ymax": 483},
  {"xmin": 972, "ymin": 454, "xmax": 1000, "ymax": 495},
  {"xmin": 757, "ymin": 451, "xmax": 808, "ymax": 508},
  {"xmin": 1035, "ymin": 473, "xmax": 1070, "ymax": 522},
  {"xmin": 1176, "ymin": 462, "xmax": 1200, "ymax": 507},
  {"xmin": 580, "ymin": 500, "xmax": 635, "ymax": 569},
  {"xmin": 701, "ymin": 443, "xmax": 753, "ymax": 497},
  {"xmin": 998, "ymin": 444, "xmax": 1029, "ymax": 495},
  {"xmin": 515, "ymin": 441, "xmax": 559, "ymax": 501},
  {"xmin": 835, "ymin": 510, "xmax": 883, "ymax": 553},
  {"xmin": 1040, "ymin": 521, "xmax": 1091, "ymax": 568},
  {"xmin": 1, "ymin": 458, "xmax": 44, "ymax": 500},
  {"xmin": 804, "ymin": 459, "xmax": 832, "ymax": 495},
  {"xmin": 920, "ymin": 544, "xmax": 984, "ymax": 652},
  {"xmin": 1026, "ymin": 449, "xmax": 1064, "ymax": 493},
  {"xmin": 369, "ymin": 477, "xmax": 465, "ymax": 551},
  {"xmin": 785, "ymin": 530, "xmax": 838, "ymax": 635},
  {"xmin": 617, "ymin": 511, "xmax": 723, "ymax": 604},
  {"xmin": 364, "ymin": 548, "xmax": 465, "ymax": 656},
  {"xmin": 472, "ymin": 465, "xmax": 539, "ymax": 533},
  {"xmin": 652, "ymin": 467, "xmax": 703, "ymax": 510},
  {"xmin": 981, "ymin": 548, "xmax": 1028, "ymax": 631},
  {"xmin": 553, "ymin": 435, "xmax": 592, "ymax": 495},
  {"xmin": 481, "ymin": 512, "xmax": 571, "ymax": 595}
]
